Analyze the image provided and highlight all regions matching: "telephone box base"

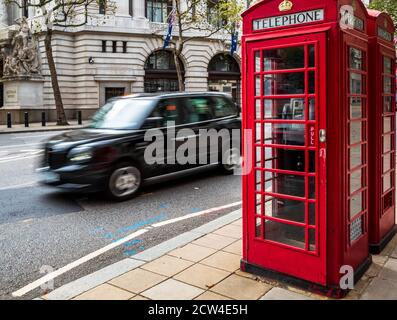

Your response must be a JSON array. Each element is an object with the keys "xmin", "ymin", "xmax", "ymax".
[
  {"xmin": 240, "ymin": 257, "xmax": 372, "ymax": 299},
  {"xmin": 369, "ymin": 225, "xmax": 397, "ymax": 254}
]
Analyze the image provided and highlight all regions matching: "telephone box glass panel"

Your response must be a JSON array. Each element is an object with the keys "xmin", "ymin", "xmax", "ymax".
[{"xmin": 253, "ymin": 41, "xmax": 319, "ymax": 252}]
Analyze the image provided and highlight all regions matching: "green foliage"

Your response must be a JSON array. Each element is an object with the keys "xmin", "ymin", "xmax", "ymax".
[
  {"xmin": 369, "ymin": 0, "xmax": 397, "ymax": 26},
  {"xmin": 217, "ymin": 0, "xmax": 244, "ymax": 29}
]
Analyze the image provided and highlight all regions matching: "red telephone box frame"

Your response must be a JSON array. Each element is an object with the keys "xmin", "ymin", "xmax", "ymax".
[
  {"xmin": 241, "ymin": 0, "xmax": 372, "ymax": 298},
  {"xmin": 367, "ymin": 10, "xmax": 397, "ymax": 253}
]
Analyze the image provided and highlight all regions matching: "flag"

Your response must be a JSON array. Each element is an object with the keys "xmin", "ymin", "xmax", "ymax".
[
  {"xmin": 163, "ymin": 8, "xmax": 176, "ymax": 49},
  {"xmin": 230, "ymin": 31, "xmax": 238, "ymax": 55}
]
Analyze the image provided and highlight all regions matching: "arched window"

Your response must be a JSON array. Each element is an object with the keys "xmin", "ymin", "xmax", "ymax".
[
  {"xmin": 208, "ymin": 53, "xmax": 241, "ymax": 105},
  {"xmin": 144, "ymin": 50, "xmax": 185, "ymax": 93}
]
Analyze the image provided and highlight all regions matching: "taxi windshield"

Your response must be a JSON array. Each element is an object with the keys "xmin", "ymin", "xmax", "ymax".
[{"xmin": 90, "ymin": 99, "xmax": 155, "ymax": 130}]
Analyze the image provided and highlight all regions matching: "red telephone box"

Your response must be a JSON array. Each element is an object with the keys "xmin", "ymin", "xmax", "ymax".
[
  {"xmin": 241, "ymin": 0, "xmax": 372, "ymax": 298},
  {"xmin": 367, "ymin": 10, "xmax": 396, "ymax": 253}
]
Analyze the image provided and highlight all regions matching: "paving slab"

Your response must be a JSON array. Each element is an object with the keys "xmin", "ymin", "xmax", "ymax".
[
  {"xmin": 192, "ymin": 233, "xmax": 237, "ymax": 250},
  {"xmin": 260, "ymin": 287, "xmax": 313, "ymax": 300},
  {"xmin": 391, "ymin": 246, "xmax": 397, "ymax": 259},
  {"xmin": 360, "ymin": 277, "xmax": 397, "ymax": 300},
  {"xmin": 195, "ymin": 291, "xmax": 232, "ymax": 300},
  {"xmin": 169, "ymin": 243, "xmax": 216, "ymax": 262},
  {"xmin": 44, "ymin": 258, "xmax": 144, "ymax": 300},
  {"xmin": 372, "ymin": 254, "xmax": 388, "ymax": 266},
  {"xmin": 213, "ymin": 224, "xmax": 242, "ymax": 239},
  {"xmin": 222, "ymin": 240, "xmax": 242, "ymax": 256},
  {"xmin": 200, "ymin": 251, "xmax": 241, "ymax": 272},
  {"xmin": 73, "ymin": 284, "xmax": 134, "ymax": 300},
  {"xmin": 141, "ymin": 255, "xmax": 194, "ymax": 277},
  {"xmin": 109, "ymin": 268, "xmax": 166, "ymax": 294},
  {"xmin": 190, "ymin": 210, "xmax": 241, "ymax": 234},
  {"xmin": 230, "ymin": 219, "xmax": 242, "ymax": 227},
  {"xmin": 378, "ymin": 258, "xmax": 397, "ymax": 281},
  {"xmin": 130, "ymin": 295, "xmax": 149, "ymax": 300},
  {"xmin": 132, "ymin": 231, "xmax": 203, "ymax": 262},
  {"xmin": 141, "ymin": 279, "xmax": 204, "ymax": 300},
  {"xmin": 174, "ymin": 263, "xmax": 230, "ymax": 290},
  {"xmin": 211, "ymin": 274, "xmax": 271, "ymax": 300}
]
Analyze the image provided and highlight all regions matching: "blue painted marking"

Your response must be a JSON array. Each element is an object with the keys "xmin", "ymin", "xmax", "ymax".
[
  {"xmin": 116, "ymin": 213, "xmax": 167, "ymax": 235},
  {"xmin": 159, "ymin": 202, "xmax": 170, "ymax": 209},
  {"xmin": 123, "ymin": 245, "xmax": 146, "ymax": 257},
  {"xmin": 190, "ymin": 207, "xmax": 202, "ymax": 213},
  {"xmin": 122, "ymin": 239, "xmax": 143, "ymax": 247},
  {"xmin": 103, "ymin": 232, "xmax": 114, "ymax": 239},
  {"xmin": 123, "ymin": 249, "xmax": 138, "ymax": 256}
]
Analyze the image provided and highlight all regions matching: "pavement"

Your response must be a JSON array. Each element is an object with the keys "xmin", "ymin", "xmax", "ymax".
[
  {"xmin": 37, "ymin": 208, "xmax": 397, "ymax": 300},
  {"xmin": 0, "ymin": 121, "xmax": 85, "ymax": 134}
]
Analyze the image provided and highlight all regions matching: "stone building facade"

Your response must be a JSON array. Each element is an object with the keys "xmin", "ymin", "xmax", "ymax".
[{"xmin": 0, "ymin": 0, "xmax": 242, "ymax": 124}]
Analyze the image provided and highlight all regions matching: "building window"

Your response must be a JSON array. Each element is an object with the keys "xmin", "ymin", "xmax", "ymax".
[
  {"xmin": 99, "ymin": 3, "xmax": 106, "ymax": 14},
  {"xmin": 105, "ymin": 87, "xmax": 125, "ymax": 102},
  {"xmin": 102, "ymin": 40, "xmax": 107, "ymax": 52},
  {"xmin": 123, "ymin": 41, "xmax": 128, "ymax": 53},
  {"xmin": 144, "ymin": 50, "xmax": 184, "ymax": 92},
  {"xmin": 208, "ymin": 53, "xmax": 241, "ymax": 107},
  {"xmin": 146, "ymin": 0, "xmax": 173, "ymax": 23},
  {"xmin": 22, "ymin": 0, "xmax": 28, "ymax": 18},
  {"xmin": 207, "ymin": 0, "xmax": 225, "ymax": 28},
  {"xmin": 112, "ymin": 41, "xmax": 117, "ymax": 53}
]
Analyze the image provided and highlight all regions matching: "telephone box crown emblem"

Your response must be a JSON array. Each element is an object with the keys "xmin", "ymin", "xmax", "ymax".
[{"xmin": 279, "ymin": 0, "xmax": 293, "ymax": 12}]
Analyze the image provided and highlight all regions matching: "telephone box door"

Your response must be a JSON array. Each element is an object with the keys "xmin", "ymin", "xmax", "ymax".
[{"xmin": 246, "ymin": 33, "xmax": 327, "ymax": 285}]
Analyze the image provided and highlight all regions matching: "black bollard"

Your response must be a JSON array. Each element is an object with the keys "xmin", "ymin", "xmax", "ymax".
[
  {"xmin": 7, "ymin": 112, "xmax": 11, "ymax": 128},
  {"xmin": 24, "ymin": 112, "xmax": 29, "ymax": 127},
  {"xmin": 77, "ymin": 110, "xmax": 82, "ymax": 125},
  {"xmin": 41, "ymin": 111, "xmax": 46, "ymax": 127}
]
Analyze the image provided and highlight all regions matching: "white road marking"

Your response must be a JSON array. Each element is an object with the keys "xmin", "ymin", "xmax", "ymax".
[
  {"xmin": 12, "ymin": 201, "xmax": 242, "ymax": 297},
  {"xmin": 12, "ymin": 133, "xmax": 59, "ymax": 139},
  {"xmin": 0, "ymin": 151, "xmax": 43, "ymax": 163},
  {"xmin": 0, "ymin": 143, "xmax": 41, "ymax": 149},
  {"xmin": 152, "ymin": 201, "xmax": 242, "ymax": 228},
  {"xmin": 12, "ymin": 229, "xmax": 149, "ymax": 297},
  {"xmin": 20, "ymin": 149, "xmax": 41, "ymax": 152},
  {"xmin": 0, "ymin": 182, "xmax": 38, "ymax": 191}
]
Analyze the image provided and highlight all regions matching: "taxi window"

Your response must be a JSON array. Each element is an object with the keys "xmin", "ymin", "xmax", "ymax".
[
  {"xmin": 151, "ymin": 99, "xmax": 182, "ymax": 126},
  {"xmin": 211, "ymin": 96, "xmax": 237, "ymax": 118},
  {"xmin": 183, "ymin": 97, "xmax": 213, "ymax": 123}
]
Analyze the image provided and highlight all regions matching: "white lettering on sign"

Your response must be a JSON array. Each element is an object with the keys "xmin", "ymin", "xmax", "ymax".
[
  {"xmin": 309, "ymin": 124, "xmax": 315, "ymax": 147},
  {"xmin": 378, "ymin": 27, "xmax": 393, "ymax": 42},
  {"xmin": 253, "ymin": 9, "xmax": 324, "ymax": 31}
]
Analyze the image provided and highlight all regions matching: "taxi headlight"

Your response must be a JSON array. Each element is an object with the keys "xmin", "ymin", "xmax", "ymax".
[{"xmin": 68, "ymin": 146, "xmax": 93, "ymax": 162}]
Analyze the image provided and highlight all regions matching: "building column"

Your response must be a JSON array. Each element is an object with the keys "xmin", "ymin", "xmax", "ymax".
[
  {"xmin": 133, "ymin": 0, "xmax": 147, "ymax": 20},
  {"xmin": 0, "ymin": 0, "xmax": 8, "ymax": 27}
]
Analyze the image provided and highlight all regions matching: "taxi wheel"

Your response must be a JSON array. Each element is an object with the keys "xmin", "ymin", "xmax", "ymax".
[{"xmin": 106, "ymin": 162, "xmax": 142, "ymax": 201}]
